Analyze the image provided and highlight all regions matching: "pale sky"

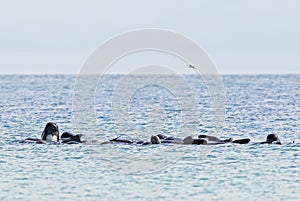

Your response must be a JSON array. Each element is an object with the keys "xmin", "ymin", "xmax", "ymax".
[{"xmin": 0, "ymin": 0, "xmax": 299, "ymax": 74}]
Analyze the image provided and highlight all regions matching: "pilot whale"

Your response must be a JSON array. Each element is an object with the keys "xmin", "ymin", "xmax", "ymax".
[
  {"xmin": 23, "ymin": 122, "xmax": 60, "ymax": 144},
  {"xmin": 22, "ymin": 122, "xmax": 295, "ymax": 146},
  {"xmin": 41, "ymin": 122, "xmax": 59, "ymax": 142}
]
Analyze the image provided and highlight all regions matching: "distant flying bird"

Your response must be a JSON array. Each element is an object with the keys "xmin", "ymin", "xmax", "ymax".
[{"xmin": 187, "ymin": 64, "xmax": 196, "ymax": 69}]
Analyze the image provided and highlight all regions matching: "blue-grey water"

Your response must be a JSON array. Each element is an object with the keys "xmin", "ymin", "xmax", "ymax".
[{"xmin": 0, "ymin": 74, "xmax": 299, "ymax": 201}]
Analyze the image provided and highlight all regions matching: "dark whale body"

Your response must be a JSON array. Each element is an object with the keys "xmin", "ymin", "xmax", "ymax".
[
  {"xmin": 22, "ymin": 122, "xmax": 59, "ymax": 144},
  {"xmin": 61, "ymin": 132, "xmax": 84, "ymax": 144},
  {"xmin": 41, "ymin": 122, "xmax": 59, "ymax": 142},
  {"xmin": 260, "ymin": 134, "xmax": 282, "ymax": 145}
]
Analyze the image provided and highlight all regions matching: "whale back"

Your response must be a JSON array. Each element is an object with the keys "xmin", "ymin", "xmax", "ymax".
[{"xmin": 61, "ymin": 132, "xmax": 83, "ymax": 143}]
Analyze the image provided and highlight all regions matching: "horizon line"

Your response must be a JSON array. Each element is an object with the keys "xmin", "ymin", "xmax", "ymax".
[{"xmin": 0, "ymin": 72, "xmax": 299, "ymax": 76}]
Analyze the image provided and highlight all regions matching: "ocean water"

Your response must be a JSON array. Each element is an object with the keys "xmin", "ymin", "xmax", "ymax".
[{"xmin": 0, "ymin": 74, "xmax": 299, "ymax": 201}]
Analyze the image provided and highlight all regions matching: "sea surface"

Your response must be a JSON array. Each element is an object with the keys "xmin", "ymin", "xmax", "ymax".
[{"xmin": 0, "ymin": 74, "xmax": 299, "ymax": 201}]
